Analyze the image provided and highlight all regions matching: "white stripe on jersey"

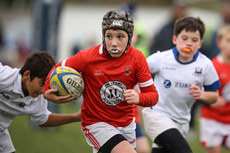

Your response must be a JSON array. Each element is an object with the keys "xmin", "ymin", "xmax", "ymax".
[
  {"xmin": 61, "ymin": 59, "xmax": 66, "ymax": 66},
  {"xmin": 99, "ymin": 45, "xmax": 103, "ymax": 54},
  {"xmin": 138, "ymin": 79, "xmax": 154, "ymax": 87}
]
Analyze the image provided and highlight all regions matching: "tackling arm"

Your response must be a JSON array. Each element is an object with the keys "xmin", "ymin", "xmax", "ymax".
[{"xmin": 40, "ymin": 111, "xmax": 81, "ymax": 127}]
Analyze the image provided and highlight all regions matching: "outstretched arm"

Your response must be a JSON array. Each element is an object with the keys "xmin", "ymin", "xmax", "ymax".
[{"xmin": 40, "ymin": 111, "xmax": 81, "ymax": 127}]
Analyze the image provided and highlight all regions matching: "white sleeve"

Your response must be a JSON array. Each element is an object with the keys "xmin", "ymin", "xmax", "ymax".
[
  {"xmin": 0, "ymin": 63, "xmax": 19, "ymax": 90},
  {"xmin": 203, "ymin": 60, "xmax": 220, "ymax": 91},
  {"xmin": 30, "ymin": 96, "xmax": 51, "ymax": 125},
  {"xmin": 146, "ymin": 52, "xmax": 161, "ymax": 74}
]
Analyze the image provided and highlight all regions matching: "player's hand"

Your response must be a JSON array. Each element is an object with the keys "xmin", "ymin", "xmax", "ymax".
[
  {"xmin": 124, "ymin": 89, "xmax": 139, "ymax": 105},
  {"xmin": 44, "ymin": 89, "xmax": 75, "ymax": 104},
  {"xmin": 189, "ymin": 84, "xmax": 203, "ymax": 100}
]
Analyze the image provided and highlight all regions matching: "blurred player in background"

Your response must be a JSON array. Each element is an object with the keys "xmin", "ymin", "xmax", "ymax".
[
  {"xmin": 206, "ymin": 0, "xmax": 230, "ymax": 60},
  {"xmin": 142, "ymin": 16, "xmax": 221, "ymax": 153},
  {"xmin": 149, "ymin": 0, "xmax": 188, "ymax": 54},
  {"xmin": 43, "ymin": 10, "xmax": 158, "ymax": 153},
  {"xmin": 200, "ymin": 25, "xmax": 230, "ymax": 153},
  {"xmin": 0, "ymin": 51, "xmax": 81, "ymax": 153}
]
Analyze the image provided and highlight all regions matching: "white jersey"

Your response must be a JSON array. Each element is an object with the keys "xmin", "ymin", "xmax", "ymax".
[
  {"xmin": 145, "ymin": 48, "xmax": 220, "ymax": 124},
  {"xmin": 0, "ymin": 63, "xmax": 51, "ymax": 152}
]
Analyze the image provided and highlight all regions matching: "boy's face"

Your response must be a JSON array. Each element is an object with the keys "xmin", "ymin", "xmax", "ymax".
[
  {"xmin": 22, "ymin": 70, "xmax": 44, "ymax": 98},
  {"xmin": 173, "ymin": 29, "xmax": 202, "ymax": 62},
  {"xmin": 217, "ymin": 32, "xmax": 230, "ymax": 58},
  {"xmin": 26, "ymin": 77, "xmax": 44, "ymax": 98},
  {"xmin": 105, "ymin": 29, "xmax": 129, "ymax": 58}
]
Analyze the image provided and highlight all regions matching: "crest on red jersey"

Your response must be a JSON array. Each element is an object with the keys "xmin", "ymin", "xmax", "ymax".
[
  {"xmin": 122, "ymin": 65, "xmax": 132, "ymax": 76},
  {"xmin": 100, "ymin": 81, "xmax": 127, "ymax": 106}
]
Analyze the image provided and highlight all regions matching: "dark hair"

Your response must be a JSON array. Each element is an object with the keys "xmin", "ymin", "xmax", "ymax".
[
  {"xmin": 174, "ymin": 16, "xmax": 205, "ymax": 39},
  {"xmin": 19, "ymin": 51, "xmax": 55, "ymax": 81}
]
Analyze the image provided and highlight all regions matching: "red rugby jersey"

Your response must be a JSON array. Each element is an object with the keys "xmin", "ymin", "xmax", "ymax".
[
  {"xmin": 201, "ymin": 56, "xmax": 230, "ymax": 123},
  {"xmin": 44, "ymin": 45, "xmax": 158, "ymax": 127}
]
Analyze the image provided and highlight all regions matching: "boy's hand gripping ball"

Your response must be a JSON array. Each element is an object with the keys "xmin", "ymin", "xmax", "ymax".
[{"xmin": 49, "ymin": 66, "xmax": 84, "ymax": 99}]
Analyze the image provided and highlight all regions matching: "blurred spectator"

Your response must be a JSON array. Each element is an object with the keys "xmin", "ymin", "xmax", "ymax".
[
  {"xmin": 149, "ymin": 0, "xmax": 188, "ymax": 54},
  {"xmin": 16, "ymin": 33, "xmax": 31, "ymax": 66},
  {"xmin": 0, "ymin": 18, "xmax": 3, "ymax": 49},
  {"xmin": 32, "ymin": 0, "xmax": 62, "ymax": 116},
  {"xmin": 32, "ymin": 0, "xmax": 62, "ymax": 59},
  {"xmin": 120, "ymin": 0, "xmax": 137, "ymax": 17},
  {"xmin": 121, "ymin": 0, "xmax": 150, "ymax": 57},
  {"xmin": 71, "ymin": 35, "xmax": 97, "ymax": 56},
  {"xmin": 133, "ymin": 22, "xmax": 150, "ymax": 57},
  {"xmin": 0, "ymin": 17, "xmax": 19, "ymax": 67},
  {"xmin": 72, "ymin": 41, "xmax": 81, "ymax": 55},
  {"xmin": 206, "ymin": 0, "xmax": 230, "ymax": 59}
]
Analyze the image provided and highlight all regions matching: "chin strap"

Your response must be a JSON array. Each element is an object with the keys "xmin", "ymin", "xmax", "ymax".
[{"xmin": 103, "ymin": 43, "xmax": 112, "ymax": 57}]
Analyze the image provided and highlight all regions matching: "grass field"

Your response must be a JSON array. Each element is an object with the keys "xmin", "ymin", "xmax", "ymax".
[{"xmin": 8, "ymin": 103, "xmax": 228, "ymax": 153}]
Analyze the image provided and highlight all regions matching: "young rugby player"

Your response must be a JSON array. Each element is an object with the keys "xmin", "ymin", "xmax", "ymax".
[
  {"xmin": 0, "ymin": 52, "xmax": 81, "ymax": 153},
  {"xmin": 142, "ymin": 16, "xmax": 221, "ymax": 153},
  {"xmin": 43, "ymin": 10, "xmax": 159, "ymax": 153},
  {"xmin": 200, "ymin": 25, "xmax": 230, "ymax": 153}
]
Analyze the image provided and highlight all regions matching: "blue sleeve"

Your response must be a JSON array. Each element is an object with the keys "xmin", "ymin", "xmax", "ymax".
[{"xmin": 204, "ymin": 80, "xmax": 221, "ymax": 91}]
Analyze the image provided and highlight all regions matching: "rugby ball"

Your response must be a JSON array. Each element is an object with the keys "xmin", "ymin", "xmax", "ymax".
[{"xmin": 49, "ymin": 66, "xmax": 84, "ymax": 99}]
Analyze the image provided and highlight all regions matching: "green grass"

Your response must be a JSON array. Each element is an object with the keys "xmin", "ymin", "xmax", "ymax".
[
  {"xmin": 10, "ymin": 117, "xmax": 91, "ymax": 153},
  {"xmin": 9, "ymin": 102, "xmax": 91, "ymax": 153},
  {"xmin": 8, "ymin": 103, "xmax": 228, "ymax": 153}
]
